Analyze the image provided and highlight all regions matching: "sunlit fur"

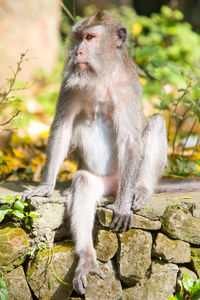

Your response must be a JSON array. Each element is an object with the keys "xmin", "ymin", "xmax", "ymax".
[{"xmin": 21, "ymin": 10, "xmax": 199, "ymax": 296}]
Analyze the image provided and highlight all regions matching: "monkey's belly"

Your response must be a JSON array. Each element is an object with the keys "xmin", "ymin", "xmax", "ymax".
[{"xmin": 76, "ymin": 114, "xmax": 115, "ymax": 176}]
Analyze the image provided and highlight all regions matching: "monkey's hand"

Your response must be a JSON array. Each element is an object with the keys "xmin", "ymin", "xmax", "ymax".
[
  {"xmin": 21, "ymin": 184, "xmax": 54, "ymax": 202},
  {"xmin": 107, "ymin": 204, "xmax": 133, "ymax": 232},
  {"xmin": 73, "ymin": 255, "xmax": 105, "ymax": 295}
]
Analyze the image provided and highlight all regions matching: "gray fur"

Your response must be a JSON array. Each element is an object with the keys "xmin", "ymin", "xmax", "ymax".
[{"xmin": 20, "ymin": 11, "xmax": 198, "ymax": 295}]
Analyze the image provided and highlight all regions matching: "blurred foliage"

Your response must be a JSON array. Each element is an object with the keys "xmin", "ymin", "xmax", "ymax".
[{"xmin": 0, "ymin": 4, "xmax": 200, "ymax": 181}]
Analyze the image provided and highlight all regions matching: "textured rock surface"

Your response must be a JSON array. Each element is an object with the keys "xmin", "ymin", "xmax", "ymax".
[
  {"xmin": 1, "ymin": 181, "xmax": 200, "ymax": 299},
  {"xmin": 95, "ymin": 229, "xmax": 118, "ymax": 262},
  {"xmin": 85, "ymin": 260, "xmax": 122, "ymax": 300},
  {"xmin": 117, "ymin": 229, "xmax": 152, "ymax": 286},
  {"xmin": 97, "ymin": 207, "xmax": 113, "ymax": 227},
  {"xmin": 0, "ymin": 226, "xmax": 29, "ymax": 272},
  {"xmin": 26, "ymin": 241, "xmax": 75, "ymax": 299},
  {"xmin": 122, "ymin": 260, "xmax": 178, "ymax": 300},
  {"xmin": 153, "ymin": 232, "xmax": 191, "ymax": 263},
  {"xmin": 145, "ymin": 260, "xmax": 178, "ymax": 300},
  {"xmin": 191, "ymin": 248, "xmax": 200, "ymax": 277},
  {"xmin": 161, "ymin": 208, "xmax": 200, "ymax": 244},
  {"xmin": 132, "ymin": 214, "xmax": 161, "ymax": 230},
  {"xmin": 5, "ymin": 266, "xmax": 32, "ymax": 300}
]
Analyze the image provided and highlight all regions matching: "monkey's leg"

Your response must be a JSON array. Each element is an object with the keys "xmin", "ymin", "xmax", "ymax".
[
  {"xmin": 66, "ymin": 171, "xmax": 117, "ymax": 295},
  {"xmin": 132, "ymin": 113, "xmax": 167, "ymax": 211}
]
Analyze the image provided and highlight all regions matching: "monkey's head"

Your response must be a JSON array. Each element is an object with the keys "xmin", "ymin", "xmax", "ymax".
[{"xmin": 65, "ymin": 11, "xmax": 128, "ymax": 88}]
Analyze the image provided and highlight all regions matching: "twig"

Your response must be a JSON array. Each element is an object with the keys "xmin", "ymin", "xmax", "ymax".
[
  {"xmin": 167, "ymin": 87, "xmax": 190, "ymax": 143},
  {"xmin": 0, "ymin": 110, "xmax": 21, "ymax": 126},
  {"xmin": 73, "ymin": 0, "xmax": 76, "ymax": 18},
  {"xmin": 0, "ymin": 50, "xmax": 29, "ymax": 105},
  {"xmin": 59, "ymin": 1, "xmax": 76, "ymax": 23}
]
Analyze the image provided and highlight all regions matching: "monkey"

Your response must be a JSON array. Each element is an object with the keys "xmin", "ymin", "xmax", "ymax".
[{"xmin": 21, "ymin": 11, "xmax": 200, "ymax": 295}]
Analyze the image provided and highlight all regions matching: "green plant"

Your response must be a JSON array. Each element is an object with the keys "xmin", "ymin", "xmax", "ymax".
[
  {"xmin": 0, "ymin": 194, "xmax": 38, "ymax": 230},
  {"xmin": 0, "ymin": 278, "xmax": 8, "ymax": 300},
  {"xmin": 169, "ymin": 274, "xmax": 200, "ymax": 300},
  {"xmin": 165, "ymin": 157, "xmax": 200, "ymax": 178}
]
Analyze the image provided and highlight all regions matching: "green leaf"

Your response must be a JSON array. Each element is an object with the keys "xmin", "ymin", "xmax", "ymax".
[
  {"xmin": 14, "ymin": 200, "xmax": 24, "ymax": 211},
  {"xmin": 0, "ymin": 278, "xmax": 8, "ymax": 300},
  {"xmin": 192, "ymin": 291, "xmax": 200, "ymax": 300},
  {"xmin": 195, "ymin": 159, "xmax": 200, "ymax": 166},
  {"xmin": 56, "ymin": 276, "xmax": 68, "ymax": 286},
  {"xmin": 182, "ymin": 274, "xmax": 194, "ymax": 293},
  {"xmin": 168, "ymin": 63, "xmax": 181, "ymax": 75},
  {"xmin": 0, "ymin": 278, "xmax": 7, "ymax": 289},
  {"xmin": 0, "ymin": 288, "xmax": 8, "ymax": 300},
  {"xmin": 25, "ymin": 224, "xmax": 31, "ymax": 230},
  {"xmin": 0, "ymin": 206, "xmax": 10, "ymax": 222},
  {"xmin": 25, "ymin": 168, "xmax": 32, "ymax": 174},
  {"xmin": 4, "ymin": 195, "xmax": 15, "ymax": 204},
  {"xmin": 150, "ymin": 58, "xmax": 167, "ymax": 67},
  {"xmin": 192, "ymin": 278, "xmax": 200, "ymax": 295},
  {"xmin": 168, "ymin": 292, "xmax": 184, "ymax": 300},
  {"xmin": 28, "ymin": 212, "xmax": 39, "ymax": 220},
  {"xmin": 12, "ymin": 210, "xmax": 25, "ymax": 220}
]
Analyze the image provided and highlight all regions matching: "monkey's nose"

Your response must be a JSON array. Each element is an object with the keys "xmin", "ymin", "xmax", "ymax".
[{"xmin": 76, "ymin": 50, "xmax": 83, "ymax": 56}]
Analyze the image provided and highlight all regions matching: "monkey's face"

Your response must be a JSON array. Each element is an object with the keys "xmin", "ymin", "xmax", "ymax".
[
  {"xmin": 70, "ymin": 25, "xmax": 112, "ymax": 74},
  {"xmin": 65, "ymin": 12, "xmax": 128, "ymax": 89}
]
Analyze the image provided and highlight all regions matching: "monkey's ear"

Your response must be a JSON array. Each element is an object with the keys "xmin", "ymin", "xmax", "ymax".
[{"xmin": 116, "ymin": 27, "xmax": 127, "ymax": 47}]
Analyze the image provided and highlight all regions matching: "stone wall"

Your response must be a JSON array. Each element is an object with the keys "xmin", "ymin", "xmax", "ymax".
[{"xmin": 0, "ymin": 181, "xmax": 200, "ymax": 299}]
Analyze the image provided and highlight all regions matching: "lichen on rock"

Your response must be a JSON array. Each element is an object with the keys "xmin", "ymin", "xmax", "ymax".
[{"xmin": 0, "ymin": 226, "xmax": 29, "ymax": 272}]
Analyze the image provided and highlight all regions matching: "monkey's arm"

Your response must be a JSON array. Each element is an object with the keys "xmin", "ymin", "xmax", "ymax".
[{"xmin": 21, "ymin": 89, "xmax": 75, "ymax": 201}]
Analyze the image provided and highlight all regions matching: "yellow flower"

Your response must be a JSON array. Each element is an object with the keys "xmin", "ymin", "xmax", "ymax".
[
  {"xmin": 140, "ymin": 78, "xmax": 146, "ymax": 85},
  {"xmin": 132, "ymin": 23, "xmax": 142, "ymax": 36}
]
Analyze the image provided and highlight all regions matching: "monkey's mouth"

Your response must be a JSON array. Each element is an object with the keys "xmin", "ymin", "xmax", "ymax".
[{"xmin": 77, "ymin": 62, "xmax": 89, "ymax": 69}]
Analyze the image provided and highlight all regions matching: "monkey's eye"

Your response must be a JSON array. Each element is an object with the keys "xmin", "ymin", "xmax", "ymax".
[{"xmin": 85, "ymin": 34, "xmax": 95, "ymax": 41}]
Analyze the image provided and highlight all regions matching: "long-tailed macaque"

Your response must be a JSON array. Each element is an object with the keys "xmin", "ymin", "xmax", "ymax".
[{"xmin": 22, "ymin": 11, "xmax": 200, "ymax": 294}]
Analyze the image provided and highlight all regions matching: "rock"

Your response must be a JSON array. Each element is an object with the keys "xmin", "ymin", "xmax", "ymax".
[
  {"xmin": 122, "ymin": 260, "xmax": 178, "ymax": 300},
  {"xmin": 161, "ymin": 208, "xmax": 200, "ymax": 245},
  {"xmin": 97, "ymin": 207, "xmax": 161, "ymax": 230},
  {"xmin": 145, "ymin": 260, "xmax": 178, "ymax": 300},
  {"xmin": 0, "ymin": 226, "xmax": 29, "ymax": 272},
  {"xmin": 122, "ymin": 281, "xmax": 146, "ymax": 300},
  {"xmin": 117, "ymin": 229, "xmax": 152, "ymax": 286},
  {"xmin": 177, "ymin": 267, "xmax": 197, "ymax": 291},
  {"xmin": 132, "ymin": 214, "xmax": 161, "ymax": 230},
  {"xmin": 85, "ymin": 260, "xmax": 122, "ymax": 300},
  {"xmin": 97, "ymin": 207, "xmax": 113, "ymax": 227},
  {"xmin": 191, "ymin": 248, "xmax": 200, "ymax": 277},
  {"xmin": 136, "ymin": 192, "xmax": 200, "ymax": 220},
  {"xmin": 29, "ymin": 196, "xmax": 70, "ymax": 246},
  {"xmin": 192, "ymin": 203, "xmax": 200, "ymax": 218},
  {"xmin": 152, "ymin": 233, "xmax": 191, "ymax": 263},
  {"xmin": 95, "ymin": 229, "xmax": 118, "ymax": 262},
  {"xmin": 26, "ymin": 241, "xmax": 75, "ymax": 299},
  {"xmin": 4, "ymin": 266, "xmax": 32, "ymax": 300}
]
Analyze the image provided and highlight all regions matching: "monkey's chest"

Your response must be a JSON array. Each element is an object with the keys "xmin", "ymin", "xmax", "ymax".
[{"xmin": 74, "ymin": 113, "xmax": 115, "ymax": 176}]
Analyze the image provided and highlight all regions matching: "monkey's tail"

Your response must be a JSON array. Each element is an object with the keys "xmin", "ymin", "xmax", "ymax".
[{"xmin": 155, "ymin": 179, "xmax": 200, "ymax": 193}]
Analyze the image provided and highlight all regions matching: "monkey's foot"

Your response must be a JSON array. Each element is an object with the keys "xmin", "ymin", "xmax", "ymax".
[
  {"xmin": 73, "ymin": 255, "xmax": 105, "ymax": 295},
  {"xmin": 132, "ymin": 186, "xmax": 150, "ymax": 211},
  {"xmin": 21, "ymin": 184, "xmax": 54, "ymax": 202},
  {"xmin": 107, "ymin": 204, "xmax": 133, "ymax": 232}
]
